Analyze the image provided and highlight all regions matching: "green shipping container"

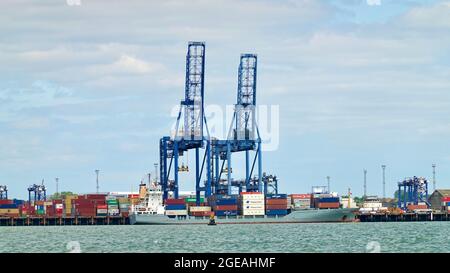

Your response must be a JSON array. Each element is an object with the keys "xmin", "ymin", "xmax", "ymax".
[
  {"xmin": 107, "ymin": 200, "xmax": 118, "ymax": 204},
  {"xmin": 36, "ymin": 209, "xmax": 45, "ymax": 215},
  {"xmin": 185, "ymin": 198, "xmax": 205, "ymax": 203}
]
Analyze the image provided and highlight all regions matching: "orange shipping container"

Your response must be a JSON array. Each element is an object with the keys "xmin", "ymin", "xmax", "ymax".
[
  {"xmin": 318, "ymin": 202, "xmax": 340, "ymax": 209},
  {"xmin": 265, "ymin": 199, "xmax": 288, "ymax": 205}
]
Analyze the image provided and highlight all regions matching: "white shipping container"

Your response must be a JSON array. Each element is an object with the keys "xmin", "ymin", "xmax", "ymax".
[
  {"xmin": 241, "ymin": 194, "xmax": 264, "ymax": 200},
  {"xmin": 55, "ymin": 204, "xmax": 64, "ymax": 209},
  {"xmin": 189, "ymin": 206, "xmax": 211, "ymax": 212},
  {"xmin": 97, "ymin": 209, "xmax": 108, "ymax": 214},
  {"xmin": 242, "ymin": 210, "xmax": 265, "ymax": 216},
  {"xmin": 242, "ymin": 205, "xmax": 265, "ymax": 210},
  {"xmin": 165, "ymin": 210, "xmax": 188, "ymax": 216},
  {"xmin": 242, "ymin": 200, "xmax": 265, "ymax": 205}
]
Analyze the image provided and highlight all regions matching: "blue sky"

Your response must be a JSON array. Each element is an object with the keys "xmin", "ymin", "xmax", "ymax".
[{"xmin": 1, "ymin": 0, "xmax": 450, "ymax": 199}]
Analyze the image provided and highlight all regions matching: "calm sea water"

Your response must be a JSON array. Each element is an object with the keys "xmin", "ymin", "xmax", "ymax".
[{"xmin": 0, "ymin": 222, "xmax": 448, "ymax": 253}]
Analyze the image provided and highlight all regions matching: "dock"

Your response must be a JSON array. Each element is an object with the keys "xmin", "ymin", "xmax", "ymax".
[
  {"xmin": 356, "ymin": 212, "xmax": 450, "ymax": 222},
  {"xmin": 0, "ymin": 216, "xmax": 130, "ymax": 226}
]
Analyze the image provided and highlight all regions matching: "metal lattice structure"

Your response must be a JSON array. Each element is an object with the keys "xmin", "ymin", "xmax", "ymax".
[
  {"xmin": 210, "ymin": 54, "xmax": 263, "ymax": 195},
  {"xmin": 160, "ymin": 42, "xmax": 211, "ymax": 204},
  {"xmin": 397, "ymin": 176, "xmax": 429, "ymax": 210},
  {"xmin": 0, "ymin": 185, "xmax": 7, "ymax": 200},
  {"xmin": 28, "ymin": 180, "xmax": 47, "ymax": 204}
]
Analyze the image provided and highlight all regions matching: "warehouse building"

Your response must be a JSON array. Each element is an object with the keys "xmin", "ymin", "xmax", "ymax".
[{"xmin": 428, "ymin": 190, "xmax": 450, "ymax": 211}]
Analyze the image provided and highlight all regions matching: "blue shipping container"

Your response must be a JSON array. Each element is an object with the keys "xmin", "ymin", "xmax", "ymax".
[
  {"xmin": 165, "ymin": 205, "xmax": 187, "ymax": 210},
  {"xmin": 215, "ymin": 210, "xmax": 238, "ymax": 216},
  {"xmin": 317, "ymin": 197, "xmax": 339, "ymax": 203},
  {"xmin": 265, "ymin": 209, "xmax": 288, "ymax": 215},
  {"xmin": 0, "ymin": 204, "xmax": 18, "ymax": 209},
  {"xmin": 13, "ymin": 199, "xmax": 25, "ymax": 205},
  {"xmin": 266, "ymin": 194, "xmax": 288, "ymax": 199},
  {"xmin": 215, "ymin": 199, "xmax": 238, "ymax": 205}
]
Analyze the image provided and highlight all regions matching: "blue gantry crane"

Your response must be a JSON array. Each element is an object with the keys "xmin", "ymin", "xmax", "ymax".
[
  {"xmin": 160, "ymin": 42, "xmax": 211, "ymax": 205},
  {"xmin": 28, "ymin": 180, "xmax": 47, "ymax": 205},
  {"xmin": 0, "ymin": 185, "xmax": 8, "ymax": 200},
  {"xmin": 397, "ymin": 176, "xmax": 429, "ymax": 210},
  {"xmin": 210, "ymin": 54, "xmax": 263, "ymax": 195}
]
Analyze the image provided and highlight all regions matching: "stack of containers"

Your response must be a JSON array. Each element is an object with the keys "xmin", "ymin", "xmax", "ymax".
[
  {"xmin": 20, "ymin": 203, "xmax": 35, "ymax": 216},
  {"xmin": 128, "ymin": 194, "xmax": 140, "ymax": 206},
  {"xmin": 118, "ymin": 197, "xmax": 131, "ymax": 217},
  {"xmin": 35, "ymin": 200, "xmax": 46, "ymax": 216},
  {"xmin": 209, "ymin": 195, "xmax": 239, "ymax": 216},
  {"xmin": 0, "ymin": 200, "xmax": 20, "ymax": 217},
  {"xmin": 96, "ymin": 205, "xmax": 108, "ymax": 216},
  {"xmin": 165, "ymin": 198, "xmax": 188, "ymax": 216},
  {"xmin": 51, "ymin": 199, "xmax": 64, "ymax": 217},
  {"xmin": 106, "ymin": 196, "xmax": 120, "ymax": 216},
  {"xmin": 63, "ymin": 194, "xmax": 78, "ymax": 216},
  {"xmin": 442, "ymin": 197, "xmax": 450, "ymax": 212},
  {"xmin": 265, "ymin": 194, "xmax": 288, "ymax": 216},
  {"xmin": 311, "ymin": 194, "xmax": 340, "ymax": 209},
  {"xmin": 73, "ymin": 194, "xmax": 106, "ymax": 217},
  {"xmin": 239, "ymin": 192, "xmax": 265, "ymax": 216},
  {"xmin": 186, "ymin": 196, "xmax": 211, "ymax": 217},
  {"xmin": 290, "ymin": 194, "xmax": 311, "ymax": 210}
]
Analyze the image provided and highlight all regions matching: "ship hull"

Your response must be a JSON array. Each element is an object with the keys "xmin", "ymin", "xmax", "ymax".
[{"xmin": 130, "ymin": 208, "xmax": 358, "ymax": 225}]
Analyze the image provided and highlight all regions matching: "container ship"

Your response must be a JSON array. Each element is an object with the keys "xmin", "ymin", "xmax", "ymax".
[{"xmin": 130, "ymin": 184, "xmax": 358, "ymax": 225}]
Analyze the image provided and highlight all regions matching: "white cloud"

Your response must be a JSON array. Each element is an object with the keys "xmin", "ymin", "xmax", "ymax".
[{"xmin": 400, "ymin": 2, "xmax": 450, "ymax": 28}]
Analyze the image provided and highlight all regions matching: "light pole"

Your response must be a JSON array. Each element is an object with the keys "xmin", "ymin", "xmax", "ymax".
[
  {"xmin": 95, "ymin": 169, "xmax": 100, "ymax": 193},
  {"xmin": 381, "ymin": 165, "xmax": 386, "ymax": 199}
]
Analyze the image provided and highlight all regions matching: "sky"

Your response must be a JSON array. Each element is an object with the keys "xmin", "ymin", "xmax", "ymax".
[{"xmin": 1, "ymin": 0, "xmax": 450, "ymax": 199}]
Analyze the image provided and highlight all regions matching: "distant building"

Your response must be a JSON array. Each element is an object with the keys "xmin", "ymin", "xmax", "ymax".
[
  {"xmin": 381, "ymin": 198, "xmax": 397, "ymax": 208},
  {"xmin": 340, "ymin": 197, "xmax": 357, "ymax": 208},
  {"xmin": 428, "ymin": 190, "xmax": 450, "ymax": 210}
]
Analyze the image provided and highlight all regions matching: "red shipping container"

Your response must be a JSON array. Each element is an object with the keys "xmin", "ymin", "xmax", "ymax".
[
  {"xmin": 442, "ymin": 197, "xmax": 450, "ymax": 202},
  {"xmin": 290, "ymin": 194, "xmax": 311, "ymax": 199},
  {"xmin": 318, "ymin": 202, "xmax": 340, "ymax": 209},
  {"xmin": 407, "ymin": 204, "xmax": 428, "ymax": 210},
  {"xmin": 190, "ymin": 211, "xmax": 214, "ymax": 217},
  {"xmin": 0, "ymin": 200, "xmax": 14, "ymax": 205},
  {"xmin": 165, "ymin": 199, "xmax": 185, "ymax": 205},
  {"xmin": 265, "ymin": 205, "xmax": 287, "ymax": 210},
  {"xmin": 97, "ymin": 205, "xmax": 108, "ymax": 209},
  {"xmin": 265, "ymin": 199, "xmax": 288, "ymax": 205},
  {"xmin": 214, "ymin": 205, "xmax": 238, "ymax": 211}
]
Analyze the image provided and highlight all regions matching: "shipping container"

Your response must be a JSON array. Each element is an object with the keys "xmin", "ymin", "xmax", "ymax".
[
  {"xmin": 266, "ymin": 194, "xmax": 287, "ymax": 199},
  {"xmin": 0, "ymin": 200, "xmax": 14, "ymax": 205},
  {"xmin": 189, "ymin": 206, "xmax": 211, "ymax": 212},
  {"xmin": 0, "ymin": 204, "xmax": 18, "ymax": 209},
  {"xmin": 241, "ymin": 209, "xmax": 265, "ymax": 216},
  {"xmin": 215, "ymin": 210, "xmax": 238, "ymax": 216},
  {"xmin": 165, "ymin": 198, "xmax": 186, "ymax": 205},
  {"xmin": 265, "ymin": 199, "xmax": 288, "ymax": 205},
  {"xmin": 317, "ymin": 197, "xmax": 340, "ymax": 203},
  {"xmin": 185, "ymin": 197, "xmax": 205, "ymax": 203},
  {"xmin": 166, "ymin": 204, "xmax": 187, "ymax": 210},
  {"xmin": 265, "ymin": 204, "xmax": 287, "ymax": 210},
  {"xmin": 317, "ymin": 202, "xmax": 340, "ymax": 209},
  {"xmin": 0, "ymin": 208, "xmax": 20, "ymax": 215},
  {"xmin": 165, "ymin": 210, "xmax": 188, "ymax": 216},
  {"xmin": 214, "ymin": 205, "xmax": 238, "ymax": 211},
  {"xmin": 265, "ymin": 209, "xmax": 288, "ymax": 215},
  {"xmin": 190, "ymin": 211, "xmax": 214, "ymax": 217}
]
